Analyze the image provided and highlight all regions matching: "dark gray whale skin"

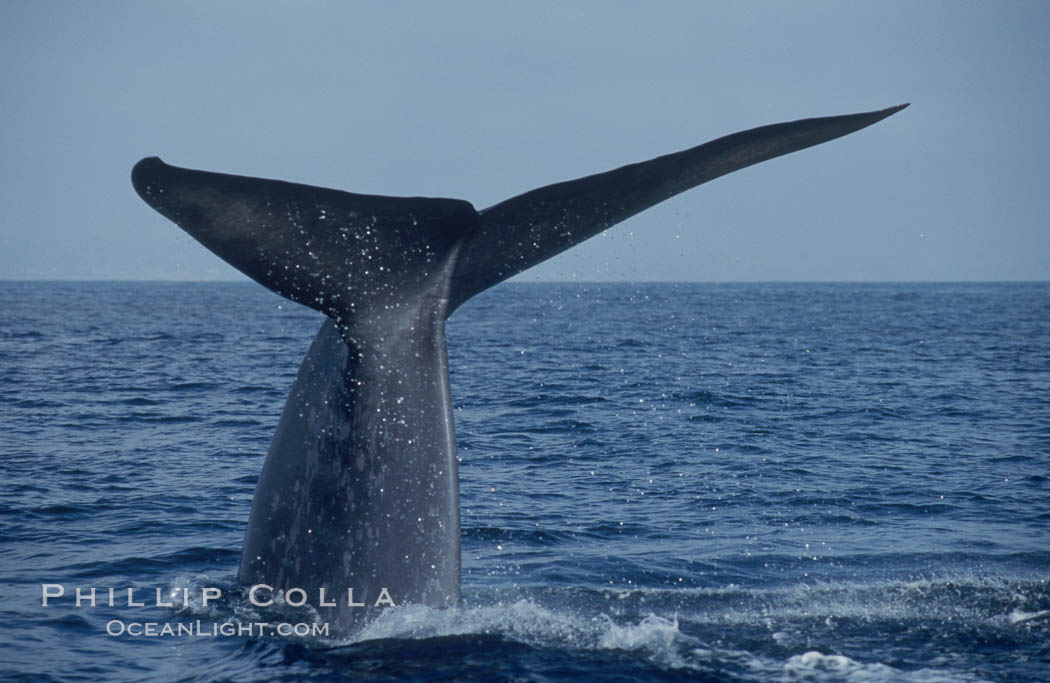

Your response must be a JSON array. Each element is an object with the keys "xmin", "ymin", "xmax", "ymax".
[{"xmin": 131, "ymin": 104, "xmax": 907, "ymax": 633}]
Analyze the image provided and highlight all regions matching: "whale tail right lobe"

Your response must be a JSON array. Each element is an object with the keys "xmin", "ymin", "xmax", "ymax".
[{"xmin": 447, "ymin": 104, "xmax": 908, "ymax": 310}]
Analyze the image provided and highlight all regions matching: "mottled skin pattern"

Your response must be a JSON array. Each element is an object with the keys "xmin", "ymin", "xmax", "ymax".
[{"xmin": 131, "ymin": 105, "xmax": 906, "ymax": 633}]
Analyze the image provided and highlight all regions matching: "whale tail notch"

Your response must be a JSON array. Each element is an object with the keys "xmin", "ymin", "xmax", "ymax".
[{"xmin": 133, "ymin": 104, "xmax": 908, "ymax": 319}]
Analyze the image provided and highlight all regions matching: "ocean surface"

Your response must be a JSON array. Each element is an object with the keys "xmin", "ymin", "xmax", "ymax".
[{"xmin": 1, "ymin": 281, "xmax": 1048, "ymax": 682}]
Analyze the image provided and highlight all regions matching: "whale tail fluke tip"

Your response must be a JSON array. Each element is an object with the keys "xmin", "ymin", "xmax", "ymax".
[
  {"xmin": 878, "ymin": 103, "xmax": 910, "ymax": 117},
  {"xmin": 131, "ymin": 157, "xmax": 167, "ymax": 200}
]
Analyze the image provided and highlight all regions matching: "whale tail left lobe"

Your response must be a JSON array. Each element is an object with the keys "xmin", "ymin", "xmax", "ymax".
[{"xmin": 131, "ymin": 158, "xmax": 479, "ymax": 329}]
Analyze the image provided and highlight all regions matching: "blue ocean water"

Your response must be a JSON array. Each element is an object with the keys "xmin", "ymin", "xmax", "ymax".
[{"xmin": 1, "ymin": 280, "xmax": 1048, "ymax": 681}]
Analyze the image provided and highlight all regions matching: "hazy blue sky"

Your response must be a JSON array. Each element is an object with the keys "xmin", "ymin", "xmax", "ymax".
[{"xmin": 2, "ymin": 1, "xmax": 1047, "ymax": 282}]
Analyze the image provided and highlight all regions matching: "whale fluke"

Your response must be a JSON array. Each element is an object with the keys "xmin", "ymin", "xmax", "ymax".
[{"xmin": 131, "ymin": 104, "xmax": 907, "ymax": 633}]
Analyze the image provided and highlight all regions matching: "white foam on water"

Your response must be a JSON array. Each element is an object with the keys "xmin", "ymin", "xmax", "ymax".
[
  {"xmin": 596, "ymin": 614, "xmax": 701, "ymax": 670},
  {"xmin": 1007, "ymin": 608, "xmax": 1049, "ymax": 624},
  {"xmin": 784, "ymin": 651, "xmax": 897, "ymax": 681},
  {"xmin": 597, "ymin": 613, "xmax": 692, "ymax": 650},
  {"xmin": 341, "ymin": 599, "xmax": 703, "ymax": 669},
  {"xmin": 780, "ymin": 650, "xmax": 994, "ymax": 682},
  {"xmin": 352, "ymin": 598, "xmax": 610, "ymax": 647}
]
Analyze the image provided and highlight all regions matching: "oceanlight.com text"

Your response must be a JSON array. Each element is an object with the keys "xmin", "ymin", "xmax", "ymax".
[{"xmin": 105, "ymin": 620, "xmax": 329, "ymax": 638}]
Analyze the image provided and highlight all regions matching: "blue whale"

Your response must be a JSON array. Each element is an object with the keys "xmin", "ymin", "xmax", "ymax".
[{"xmin": 131, "ymin": 104, "xmax": 907, "ymax": 633}]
